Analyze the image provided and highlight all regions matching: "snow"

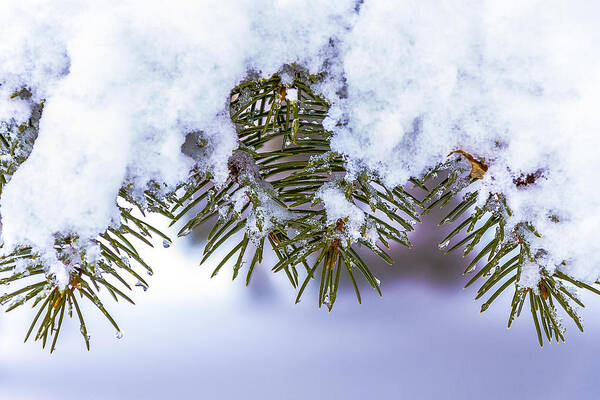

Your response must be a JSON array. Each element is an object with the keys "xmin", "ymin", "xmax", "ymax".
[
  {"xmin": 286, "ymin": 88, "xmax": 298, "ymax": 103},
  {"xmin": 0, "ymin": 0, "xmax": 599, "ymax": 284},
  {"xmin": 519, "ymin": 262, "xmax": 542, "ymax": 290},
  {"xmin": 316, "ymin": 184, "xmax": 366, "ymax": 244},
  {"xmin": 12, "ymin": 258, "xmax": 30, "ymax": 275},
  {"xmin": 0, "ymin": 0, "xmax": 356, "ymax": 267},
  {"xmin": 245, "ymin": 189, "xmax": 292, "ymax": 241},
  {"xmin": 227, "ymin": 150, "xmax": 292, "ymax": 240},
  {"xmin": 328, "ymin": 0, "xmax": 600, "ymax": 283}
]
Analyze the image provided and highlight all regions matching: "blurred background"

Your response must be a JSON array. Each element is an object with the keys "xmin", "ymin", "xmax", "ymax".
[{"xmin": 1, "ymin": 207, "xmax": 599, "ymax": 400}]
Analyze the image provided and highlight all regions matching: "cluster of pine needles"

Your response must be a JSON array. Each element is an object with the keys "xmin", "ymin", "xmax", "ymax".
[{"xmin": 0, "ymin": 71, "xmax": 598, "ymax": 352}]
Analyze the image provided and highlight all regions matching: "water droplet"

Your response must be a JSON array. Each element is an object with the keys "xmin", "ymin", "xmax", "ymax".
[
  {"xmin": 162, "ymin": 239, "xmax": 171, "ymax": 248},
  {"xmin": 323, "ymin": 294, "xmax": 331, "ymax": 308},
  {"xmin": 9, "ymin": 295, "xmax": 25, "ymax": 308},
  {"xmin": 115, "ymin": 331, "xmax": 123, "ymax": 339},
  {"xmin": 135, "ymin": 280, "xmax": 148, "ymax": 292}
]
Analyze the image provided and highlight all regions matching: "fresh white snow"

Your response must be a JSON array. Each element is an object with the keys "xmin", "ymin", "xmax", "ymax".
[{"xmin": 0, "ymin": 0, "xmax": 599, "ymax": 284}]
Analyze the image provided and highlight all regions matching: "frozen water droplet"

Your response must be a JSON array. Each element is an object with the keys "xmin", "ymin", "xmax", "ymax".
[
  {"xmin": 323, "ymin": 294, "xmax": 331, "ymax": 308},
  {"xmin": 135, "ymin": 280, "xmax": 148, "ymax": 292},
  {"xmin": 9, "ymin": 295, "xmax": 25, "ymax": 308},
  {"xmin": 162, "ymin": 239, "xmax": 171, "ymax": 248},
  {"xmin": 375, "ymin": 278, "xmax": 381, "ymax": 286},
  {"xmin": 115, "ymin": 331, "xmax": 123, "ymax": 339},
  {"xmin": 438, "ymin": 240, "xmax": 449, "ymax": 249}
]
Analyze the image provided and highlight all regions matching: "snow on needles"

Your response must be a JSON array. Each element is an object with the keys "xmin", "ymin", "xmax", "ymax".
[
  {"xmin": 0, "ymin": 0, "xmax": 355, "ymax": 269},
  {"xmin": 1, "ymin": 1, "xmax": 600, "ymax": 283},
  {"xmin": 316, "ymin": 184, "xmax": 371, "ymax": 245}
]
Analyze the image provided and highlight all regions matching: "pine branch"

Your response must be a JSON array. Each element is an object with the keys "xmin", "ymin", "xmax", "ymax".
[
  {"xmin": 0, "ymin": 192, "xmax": 171, "ymax": 352},
  {"xmin": 171, "ymin": 71, "xmax": 420, "ymax": 310},
  {"xmin": 423, "ymin": 151, "xmax": 599, "ymax": 346},
  {"xmin": 3, "ymin": 74, "xmax": 597, "ymax": 352},
  {"xmin": 0, "ymin": 92, "xmax": 170, "ymax": 352}
]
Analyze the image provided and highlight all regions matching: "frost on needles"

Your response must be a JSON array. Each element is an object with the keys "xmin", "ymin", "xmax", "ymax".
[{"xmin": 0, "ymin": 0, "xmax": 599, "ymax": 350}]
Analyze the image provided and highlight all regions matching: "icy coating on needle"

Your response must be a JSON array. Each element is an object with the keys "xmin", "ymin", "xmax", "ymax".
[{"xmin": 0, "ymin": 0, "xmax": 599, "ymax": 283}]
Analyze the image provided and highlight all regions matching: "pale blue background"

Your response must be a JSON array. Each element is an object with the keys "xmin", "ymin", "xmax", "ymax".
[{"xmin": 1, "ymin": 213, "xmax": 598, "ymax": 400}]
